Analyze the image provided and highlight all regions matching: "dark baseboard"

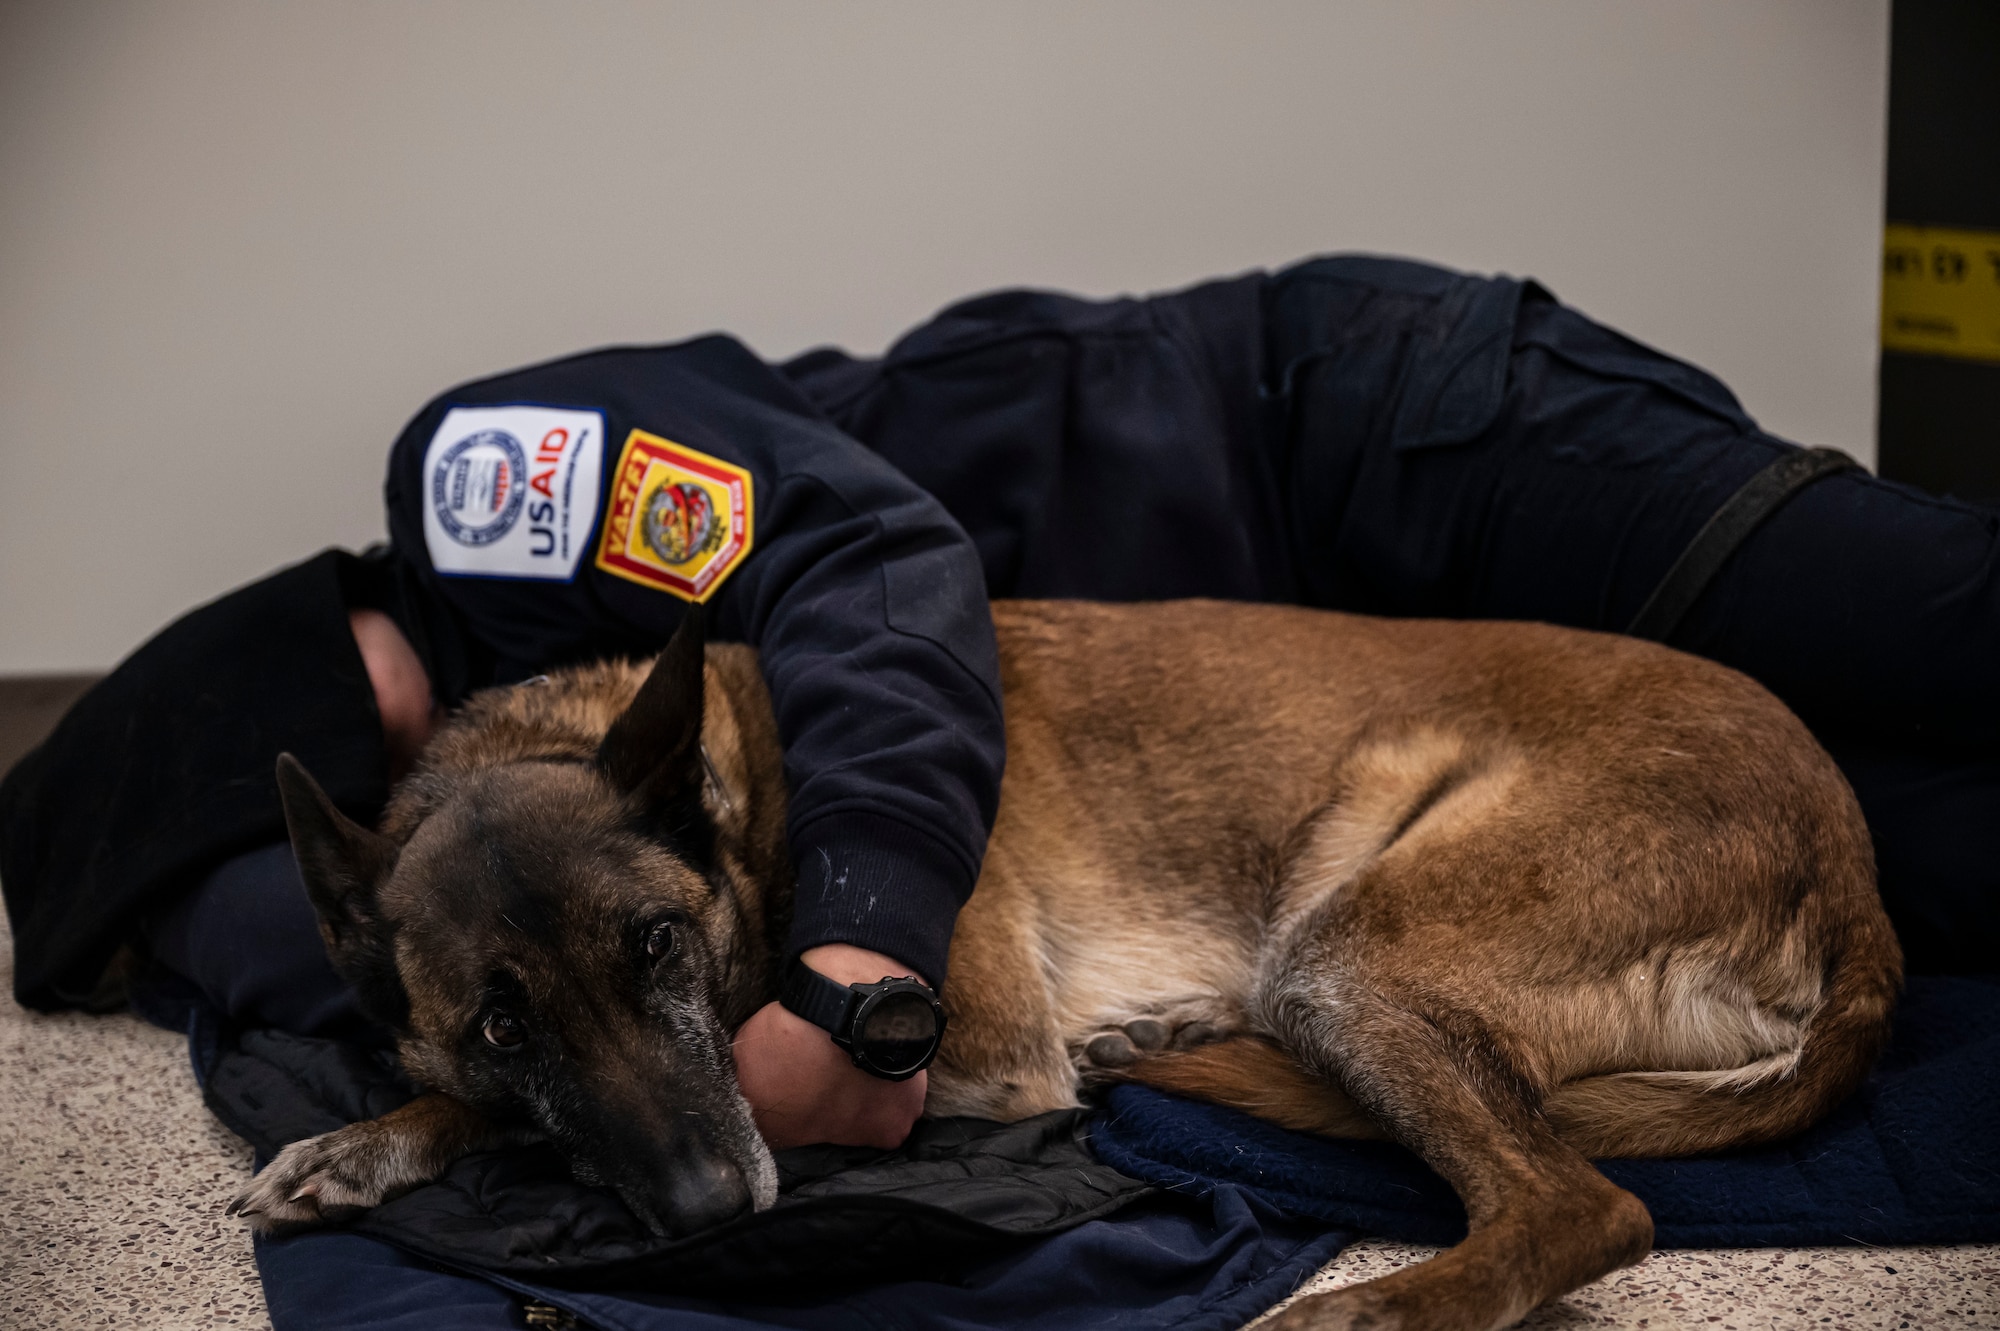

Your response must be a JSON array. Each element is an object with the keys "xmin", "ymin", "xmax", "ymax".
[{"xmin": 0, "ymin": 675, "xmax": 102, "ymax": 779}]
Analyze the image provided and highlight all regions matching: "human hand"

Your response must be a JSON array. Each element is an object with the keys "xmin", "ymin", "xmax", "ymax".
[
  {"xmin": 349, "ymin": 608, "xmax": 439, "ymax": 780},
  {"xmin": 731, "ymin": 944, "xmax": 929, "ymax": 1150}
]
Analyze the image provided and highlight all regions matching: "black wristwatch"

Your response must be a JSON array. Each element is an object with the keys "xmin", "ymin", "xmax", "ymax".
[{"xmin": 777, "ymin": 959, "xmax": 946, "ymax": 1081}]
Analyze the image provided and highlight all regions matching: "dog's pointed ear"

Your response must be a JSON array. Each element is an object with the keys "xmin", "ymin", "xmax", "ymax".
[
  {"xmin": 275, "ymin": 752, "xmax": 407, "ymax": 1026},
  {"xmin": 598, "ymin": 606, "xmax": 706, "ymax": 816}
]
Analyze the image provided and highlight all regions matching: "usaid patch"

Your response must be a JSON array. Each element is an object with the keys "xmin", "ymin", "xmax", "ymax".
[{"xmin": 421, "ymin": 406, "xmax": 604, "ymax": 580}]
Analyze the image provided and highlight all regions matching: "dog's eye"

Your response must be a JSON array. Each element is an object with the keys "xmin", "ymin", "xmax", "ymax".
[
  {"xmin": 482, "ymin": 1011, "xmax": 526, "ymax": 1050},
  {"xmin": 645, "ymin": 919, "xmax": 676, "ymax": 960}
]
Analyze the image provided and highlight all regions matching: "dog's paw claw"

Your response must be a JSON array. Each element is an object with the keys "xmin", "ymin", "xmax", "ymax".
[
  {"xmin": 228, "ymin": 1175, "xmax": 322, "ymax": 1234},
  {"xmin": 226, "ymin": 1126, "xmax": 398, "ymax": 1234}
]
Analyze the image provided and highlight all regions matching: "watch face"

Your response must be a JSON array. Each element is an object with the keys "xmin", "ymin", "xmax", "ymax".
[{"xmin": 855, "ymin": 988, "xmax": 940, "ymax": 1076}]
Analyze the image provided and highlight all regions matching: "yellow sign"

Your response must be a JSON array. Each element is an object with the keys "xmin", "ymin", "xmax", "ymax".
[
  {"xmin": 594, "ymin": 430, "xmax": 754, "ymax": 602},
  {"xmin": 1881, "ymin": 223, "xmax": 2000, "ymax": 364}
]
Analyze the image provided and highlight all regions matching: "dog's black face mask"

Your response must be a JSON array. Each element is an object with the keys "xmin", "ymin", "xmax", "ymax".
[{"xmin": 276, "ymin": 614, "xmax": 778, "ymax": 1237}]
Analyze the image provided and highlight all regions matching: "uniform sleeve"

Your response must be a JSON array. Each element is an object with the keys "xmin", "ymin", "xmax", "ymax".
[{"xmin": 382, "ymin": 336, "xmax": 1003, "ymax": 987}]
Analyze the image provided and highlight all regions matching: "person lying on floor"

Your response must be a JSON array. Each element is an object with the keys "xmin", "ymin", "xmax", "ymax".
[{"xmin": 3, "ymin": 254, "xmax": 1995, "ymax": 1160}]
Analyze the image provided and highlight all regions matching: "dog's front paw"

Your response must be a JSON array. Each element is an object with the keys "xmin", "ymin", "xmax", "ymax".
[{"xmin": 226, "ymin": 1124, "xmax": 406, "ymax": 1234}]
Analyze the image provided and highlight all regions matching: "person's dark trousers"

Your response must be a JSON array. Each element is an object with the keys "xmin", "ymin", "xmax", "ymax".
[
  {"xmin": 140, "ymin": 841, "xmax": 374, "ymax": 1041},
  {"xmin": 1263, "ymin": 258, "xmax": 2000, "ymax": 974}
]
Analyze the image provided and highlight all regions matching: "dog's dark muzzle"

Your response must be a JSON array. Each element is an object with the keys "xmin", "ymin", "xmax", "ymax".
[{"xmin": 608, "ymin": 1125, "xmax": 754, "ymax": 1238}]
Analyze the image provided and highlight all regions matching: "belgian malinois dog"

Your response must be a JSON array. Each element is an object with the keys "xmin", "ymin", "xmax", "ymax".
[{"xmin": 235, "ymin": 600, "xmax": 1899, "ymax": 1331}]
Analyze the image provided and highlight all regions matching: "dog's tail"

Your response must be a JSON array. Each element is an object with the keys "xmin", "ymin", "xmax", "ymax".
[
  {"xmin": 1122, "ymin": 938, "xmax": 1899, "ymax": 1157},
  {"xmin": 1118, "ymin": 1037, "xmax": 1385, "ymax": 1139}
]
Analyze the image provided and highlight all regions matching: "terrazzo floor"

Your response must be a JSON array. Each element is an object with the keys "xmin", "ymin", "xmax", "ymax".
[
  {"xmin": 1259, "ymin": 1238, "xmax": 1998, "ymax": 1328},
  {"xmin": 2, "ymin": 909, "xmax": 1994, "ymax": 1329},
  {"xmin": 0, "ymin": 912, "xmax": 264, "ymax": 1328}
]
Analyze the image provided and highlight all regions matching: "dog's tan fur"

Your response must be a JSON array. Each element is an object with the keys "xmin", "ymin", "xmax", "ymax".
[{"xmin": 240, "ymin": 599, "xmax": 1900, "ymax": 1331}]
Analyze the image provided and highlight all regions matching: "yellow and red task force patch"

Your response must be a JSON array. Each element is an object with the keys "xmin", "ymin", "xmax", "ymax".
[{"xmin": 594, "ymin": 430, "xmax": 754, "ymax": 602}]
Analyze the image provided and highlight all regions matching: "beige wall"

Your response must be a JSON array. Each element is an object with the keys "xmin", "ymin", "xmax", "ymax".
[{"xmin": 0, "ymin": 1, "xmax": 1889, "ymax": 673}]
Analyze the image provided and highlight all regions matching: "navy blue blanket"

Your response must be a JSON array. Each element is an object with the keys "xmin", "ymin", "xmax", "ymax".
[
  {"xmin": 256, "ymin": 1189, "xmax": 1353, "ymax": 1331},
  {"xmin": 1093, "ymin": 976, "xmax": 2000, "ymax": 1248}
]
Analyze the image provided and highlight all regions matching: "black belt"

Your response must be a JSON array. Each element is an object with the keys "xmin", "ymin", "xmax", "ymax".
[{"xmin": 1626, "ymin": 447, "xmax": 1858, "ymax": 644}]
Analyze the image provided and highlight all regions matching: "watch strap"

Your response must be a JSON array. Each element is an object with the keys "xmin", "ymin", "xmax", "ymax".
[{"xmin": 778, "ymin": 958, "xmax": 859, "ymax": 1040}]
